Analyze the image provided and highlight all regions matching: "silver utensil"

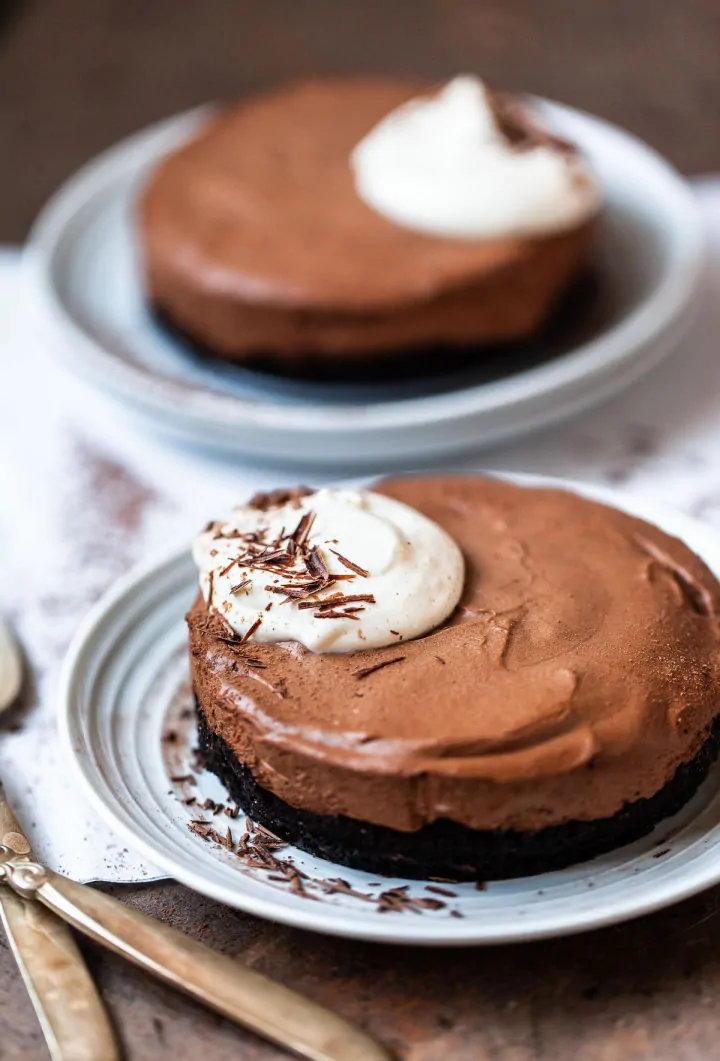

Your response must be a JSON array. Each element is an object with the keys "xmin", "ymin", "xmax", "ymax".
[
  {"xmin": 0, "ymin": 784, "xmax": 393, "ymax": 1061},
  {"xmin": 0, "ymin": 782, "xmax": 119, "ymax": 1060}
]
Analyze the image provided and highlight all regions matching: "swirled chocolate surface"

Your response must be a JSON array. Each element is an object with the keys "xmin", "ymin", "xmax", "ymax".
[{"xmin": 188, "ymin": 476, "xmax": 720, "ymax": 832}]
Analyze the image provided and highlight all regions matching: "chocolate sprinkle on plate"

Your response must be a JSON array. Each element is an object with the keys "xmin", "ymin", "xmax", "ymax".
[
  {"xmin": 426, "ymin": 885, "xmax": 458, "ymax": 898},
  {"xmin": 180, "ymin": 793, "xmax": 462, "ymax": 917}
]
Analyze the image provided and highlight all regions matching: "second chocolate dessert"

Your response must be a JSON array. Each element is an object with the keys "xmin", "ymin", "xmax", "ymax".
[{"xmin": 142, "ymin": 76, "xmax": 600, "ymax": 374}]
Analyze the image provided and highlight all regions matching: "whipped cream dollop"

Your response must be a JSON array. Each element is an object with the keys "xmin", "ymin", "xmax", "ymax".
[
  {"xmin": 351, "ymin": 75, "xmax": 599, "ymax": 240},
  {"xmin": 193, "ymin": 488, "xmax": 465, "ymax": 653}
]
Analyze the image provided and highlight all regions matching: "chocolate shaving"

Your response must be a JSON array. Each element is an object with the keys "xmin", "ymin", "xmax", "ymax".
[
  {"xmin": 355, "ymin": 656, "xmax": 406, "ymax": 679},
  {"xmin": 306, "ymin": 545, "xmax": 329, "ymax": 579},
  {"xmin": 254, "ymin": 837, "xmax": 287, "ymax": 852},
  {"xmin": 230, "ymin": 579, "xmax": 252, "ymax": 594},
  {"xmin": 320, "ymin": 877, "xmax": 376, "ymax": 902},
  {"xmin": 330, "ymin": 549, "xmax": 369, "ymax": 577},
  {"xmin": 254, "ymin": 549, "xmax": 293, "ymax": 566},
  {"xmin": 298, "ymin": 593, "xmax": 376, "ymax": 611},
  {"xmin": 411, "ymin": 897, "xmax": 446, "ymax": 911},
  {"xmin": 376, "ymin": 886, "xmax": 428, "ymax": 915},
  {"xmin": 265, "ymin": 583, "xmax": 299, "ymax": 596},
  {"xmin": 248, "ymin": 487, "xmax": 313, "ymax": 512},
  {"xmin": 206, "ymin": 570, "xmax": 214, "ymax": 606},
  {"xmin": 265, "ymin": 579, "xmax": 325, "ymax": 604},
  {"xmin": 314, "ymin": 609, "xmax": 360, "ymax": 620},
  {"xmin": 288, "ymin": 511, "xmax": 316, "ymax": 554},
  {"xmin": 256, "ymin": 823, "xmax": 283, "ymax": 841},
  {"xmin": 240, "ymin": 617, "xmax": 262, "ymax": 644}
]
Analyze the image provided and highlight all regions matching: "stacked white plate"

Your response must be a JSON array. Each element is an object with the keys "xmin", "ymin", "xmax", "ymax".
[{"xmin": 26, "ymin": 100, "xmax": 703, "ymax": 466}]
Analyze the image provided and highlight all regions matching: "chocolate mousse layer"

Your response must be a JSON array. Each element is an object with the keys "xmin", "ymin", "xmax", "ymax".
[
  {"xmin": 195, "ymin": 706, "xmax": 720, "ymax": 880},
  {"xmin": 188, "ymin": 476, "xmax": 720, "ymax": 844},
  {"xmin": 142, "ymin": 78, "xmax": 597, "ymax": 365}
]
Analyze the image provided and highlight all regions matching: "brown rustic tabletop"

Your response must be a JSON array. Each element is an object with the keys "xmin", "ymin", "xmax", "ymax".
[{"xmin": 3, "ymin": 2, "xmax": 720, "ymax": 1058}]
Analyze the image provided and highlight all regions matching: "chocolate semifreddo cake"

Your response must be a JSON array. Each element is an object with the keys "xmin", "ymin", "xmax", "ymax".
[
  {"xmin": 142, "ymin": 75, "xmax": 599, "ymax": 373},
  {"xmin": 187, "ymin": 477, "xmax": 720, "ymax": 880}
]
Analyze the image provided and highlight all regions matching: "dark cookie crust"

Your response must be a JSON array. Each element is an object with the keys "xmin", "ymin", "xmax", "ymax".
[{"xmin": 196, "ymin": 701, "xmax": 720, "ymax": 881}]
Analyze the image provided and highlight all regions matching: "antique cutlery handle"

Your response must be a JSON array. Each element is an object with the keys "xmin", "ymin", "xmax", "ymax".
[
  {"xmin": 15, "ymin": 867, "xmax": 392, "ymax": 1061},
  {"xmin": 0, "ymin": 800, "xmax": 118, "ymax": 1061},
  {"xmin": 0, "ymin": 891, "xmax": 119, "ymax": 1061}
]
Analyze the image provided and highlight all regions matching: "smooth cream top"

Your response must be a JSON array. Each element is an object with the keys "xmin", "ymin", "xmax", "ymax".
[
  {"xmin": 351, "ymin": 75, "xmax": 599, "ymax": 240},
  {"xmin": 193, "ymin": 488, "xmax": 465, "ymax": 653}
]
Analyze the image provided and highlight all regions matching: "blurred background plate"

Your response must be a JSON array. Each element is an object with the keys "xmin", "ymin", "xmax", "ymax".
[{"xmin": 27, "ymin": 101, "xmax": 703, "ymax": 467}]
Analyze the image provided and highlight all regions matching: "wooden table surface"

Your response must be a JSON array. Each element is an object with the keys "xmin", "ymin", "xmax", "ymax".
[{"xmin": 3, "ymin": 2, "xmax": 720, "ymax": 1058}]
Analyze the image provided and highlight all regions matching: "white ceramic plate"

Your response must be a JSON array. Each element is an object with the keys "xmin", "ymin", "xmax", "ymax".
[
  {"xmin": 28, "ymin": 101, "xmax": 702, "ymax": 466},
  {"xmin": 60, "ymin": 473, "xmax": 720, "ymax": 945}
]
